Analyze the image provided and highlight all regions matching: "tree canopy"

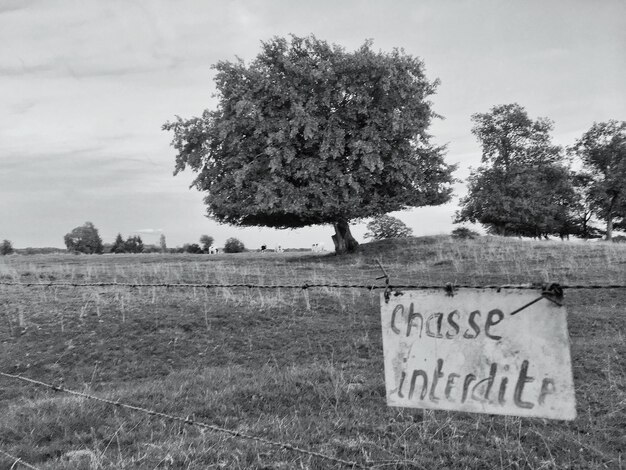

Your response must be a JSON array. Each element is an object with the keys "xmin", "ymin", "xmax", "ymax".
[
  {"xmin": 199, "ymin": 235, "xmax": 214, "ymax": 252},
  {"xmin": 570, "ymin": 120, "xmax": 626, "ymax": 240},
  {"xmin": 0, "ymin": 239, "xmax": 14, "ymax": 256},
  {"xmin": 64, "ymin": 222, "xmax": 103, "ymax": 254},
  {"xmin": 164, "ymin": 35, "xmax": 454, "ymax": 253},
  {"xmin": 456, "ymin": 104, "xmax": 578, "ymax": 238},
  {"xmin": 365, "ymin": 215, "xmax": 413, "ymax": 240},
  {"xmin": 110, "ymin": 234, "xmax": 144, "ymax": 254},
  {"xmin": 123, "ymin": 236, "xmax": 144, "ymax": 254},
  {"xmin": 224, "ymin": 237, "xmax": 245, "ymax": 253},
  {"xmin": 111, "ymin": 233, "xmax": 125, "ymax": 254}
]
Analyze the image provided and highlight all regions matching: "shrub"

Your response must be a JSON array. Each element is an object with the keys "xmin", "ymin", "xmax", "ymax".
[
  {"xmin": 451, "ymin": 227, "xmax": 481, "ymax": 239},
  {"xmin": 365, "ymin": 215, "xmax": 413, "ymax": 241},
  {"xmin": 224, "ymin": 237, "xmax": 245, "ymax": 253},
  {"xmin": 1, "ymin": 239, "xmax": 14, "ymax": 255},
  {"xmin": 182, "ymin": 243, "xmax": 203, "ymax": 254},
  {"xmin": 110, "ymin": 234, "xmax": 144, "ymax": 253},
  {"xmin": 124, "ymin": 236, "xmax": 144, "ymax": 253}
]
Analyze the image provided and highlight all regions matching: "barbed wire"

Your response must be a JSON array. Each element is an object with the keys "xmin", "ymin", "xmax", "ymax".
[
  {"xmin": 1, "ymin": 280, "xmax": 625, "ymax": 290},
  {"xmin": 0, "ymin": 372, "xmax": 409, "ymax": 469},
  {"xmin": 0, "ymin": 448, "xmax": 40, "ymax": 470}
]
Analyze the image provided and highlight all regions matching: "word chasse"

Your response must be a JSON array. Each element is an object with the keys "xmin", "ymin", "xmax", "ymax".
[{"xmin": 390, "ymin": 303, "xmax": 505, "ymax": 340}]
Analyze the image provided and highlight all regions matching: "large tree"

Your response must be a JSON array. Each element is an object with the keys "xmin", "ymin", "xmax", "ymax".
[
  {"xmin": 456, "ymin": 104, "xmax": 578, "ymax": 238},
  {"xmin": 64, "ymin": 222, "xmax": 103, "ymax": 254},
  {"xmin": 163, "ymin": 35, "xmax": 454, "ymax": 254},
  {"xmin": 570, "ymin": 120, "xmax": 626, "ymax": 240}
]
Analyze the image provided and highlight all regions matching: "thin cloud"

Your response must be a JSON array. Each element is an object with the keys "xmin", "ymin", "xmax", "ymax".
[
  {"xmin": 133, "ymin": 229, "xmax": 163, "ymax": 234},
  {"xmin": 8, "ymin": 100, "xmax": 36, "ymax": 115},
  {"xmin": 0, "ymin": 62, "xmax": 58, "ymax": 77},
  {"xmin": 0, "ymin": 57, "xmax": 181, "ymax": 79},
  {"xmin": 0, "ymin": 0, "xmax": 33, "ymax": 14}
]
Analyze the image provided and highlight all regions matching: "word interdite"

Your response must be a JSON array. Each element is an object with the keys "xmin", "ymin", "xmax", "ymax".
[{"xmin": 380, "ymin": 289, "xmax": 576, "ymax": 420}]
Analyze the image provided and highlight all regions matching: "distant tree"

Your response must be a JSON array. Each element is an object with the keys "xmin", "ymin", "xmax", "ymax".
[
  {"xmin": 456, "ymin": 104, "xmax": 578, "ymax": 238},
  {"xmin": 64, "ymin": 222, "xmax": 103, "ymax": 254},
  {"xmin": 451, "ymin": 227, "xmax": 480, "ymax": 239},
  {"xmin": 111, "ymin": 233, "xmax": 125, "ymax": 254},
  {"xmin": 163, "ymin": 35, "xmax": 455, "ymax": 254},
  {"xmin": 182, "ymin": 243, "xmax": 203, "ymax": 254},
  {"xmin": 199, "ymin": 235, "xmax": 214, "ymax": 252},
  {"xmin": 224, "ymin": 237, "xmax": 245, "ymax": 253},
  {"xmin": 365, "ymin": 215, "xmax": 413, "ymax": 240},
  {"xmin": 159, "ymin": 234, "xmax": 167, "ymax": 253},
  {"xmin": 123, "ymin": 236, "xmax": 144, "ymax": 254},
  {"xmin": 570, "ymin": 120, "xmax": 626, "ymax": 240},
  {"xmin": 1, "ymin": 239, "xmax": 14, "ymax": 255},
  {"xmin": 567, "ymin": 172, "xmax": 604, "ymax": 239},
  {"xmin": 20, "ymin": 247, "xmax": 65, "ymax": 255}
]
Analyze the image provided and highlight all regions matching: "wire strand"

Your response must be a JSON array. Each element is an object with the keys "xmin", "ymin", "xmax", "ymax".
[
  {"xmin": 0, "ymin": 372, "xmax": 369, "ymax": 469},
  {"xmin": 1, "ymin": 281, "xmax": 625, "ymax": 290}
]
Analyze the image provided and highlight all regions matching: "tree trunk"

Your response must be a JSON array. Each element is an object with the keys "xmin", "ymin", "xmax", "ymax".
[
  {"xmin": 332, "ymin": 220, "xmax": 359, "ymax": 254},
  {"xmin": 606, "ymin": 193, "xmax": 618, "ymax": 241},
  {"xmin": 606, "ymin": 217, "xmax": 613, "ymax": 241}
]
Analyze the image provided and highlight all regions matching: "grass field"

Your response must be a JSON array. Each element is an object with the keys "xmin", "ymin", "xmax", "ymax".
[{"xmin": 1, "ymin": 236, "xmax": 625, "ymax": 469}]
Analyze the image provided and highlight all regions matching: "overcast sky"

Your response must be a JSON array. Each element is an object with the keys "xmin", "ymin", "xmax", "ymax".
[{"xmin": 1, "ymin": 0, "xmax": 624, "ymax": 249}]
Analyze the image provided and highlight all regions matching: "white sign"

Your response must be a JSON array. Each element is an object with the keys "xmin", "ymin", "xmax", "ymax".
[{"xmin": 380, "ymin": 289, "xmax": 576, "ymax": 420}]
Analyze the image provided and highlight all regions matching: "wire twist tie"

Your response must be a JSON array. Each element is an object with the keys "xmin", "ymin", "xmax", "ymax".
[
  {"xmin": 444, "ymin": 283, "xmax": 456, "ymax": 297},
  {"xmin": 510, "ymin": 282, "xmax": 564, "ymax": 315},
  {"xmin": 376, "ymin": 259, "xmax": 394, "ymax": 303},
  {"xmin": 541, "ymin": 283, "xmax": 564, "ymax": 306}
]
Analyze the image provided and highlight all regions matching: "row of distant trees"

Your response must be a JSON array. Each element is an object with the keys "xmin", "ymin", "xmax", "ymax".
[{"xmin": 58, "ymin": 223, "xmax": 246, "ymax": 254}]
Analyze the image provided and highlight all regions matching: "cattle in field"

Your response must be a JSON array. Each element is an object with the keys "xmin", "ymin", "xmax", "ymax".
[
  {"xmin": 312, "ymin": 243, "xmax": 325, "ymax": 253},
  {"xmin": 208, "ymin": 246, "xmax": 218, "ymax": 254},
  {"xmin": 275, "ymin": 245, "xmax": 284, "ymax": 253}
]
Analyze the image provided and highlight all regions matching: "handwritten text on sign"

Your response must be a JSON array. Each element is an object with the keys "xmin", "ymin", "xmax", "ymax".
[{"xmin": 380, "ymin": 289, "xmax": 576, "ymax": 420}]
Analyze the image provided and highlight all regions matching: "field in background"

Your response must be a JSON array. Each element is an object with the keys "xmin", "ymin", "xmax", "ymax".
[{"xmin": 1, "ymin": 236, "xmax": 625, "ymax": 469}]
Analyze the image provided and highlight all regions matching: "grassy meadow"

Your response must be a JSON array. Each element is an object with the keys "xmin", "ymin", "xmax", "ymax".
[{"xmin": 1, "ymin": 236, "xmax": 625, "ymax": 469}]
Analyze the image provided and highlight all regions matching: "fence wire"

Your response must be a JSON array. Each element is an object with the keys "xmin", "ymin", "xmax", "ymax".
[
  {"xmin": 0, "ymin": 372, "xmax": 405, "ymax": 469},
  {"xmin": 1, "ymin": 280, "xmax": 626, "ymax": 290}
]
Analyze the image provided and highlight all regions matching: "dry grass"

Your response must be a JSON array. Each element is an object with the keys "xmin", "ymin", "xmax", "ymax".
[{"xmin": 0, "ymin": 236, "xmax": 625, "ymax": 469}]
